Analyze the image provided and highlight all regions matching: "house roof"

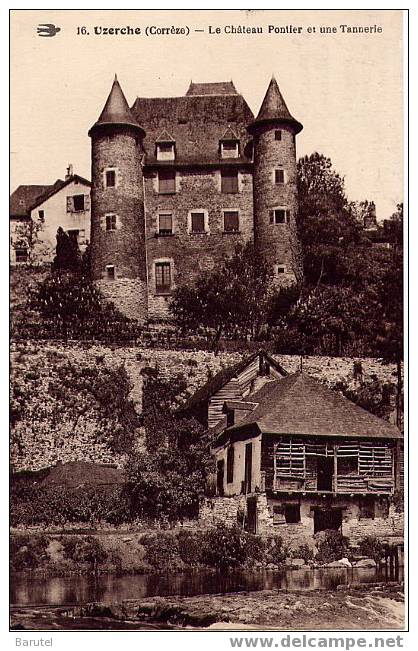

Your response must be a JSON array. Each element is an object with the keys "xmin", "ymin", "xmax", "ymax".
[
  {"xmin": 248, "ymin": 77, "xmax": 303, "ymax": 134},
  {"xmin": 216, "ymin": 372, "xmax": 401, "ymax": 444},
  {"xmin": 186, "ymin": 81, "xmax": 238, "ymax": 96},
  {"xmin": 10, "ymin": 175, "xmax": 91, "ymax": 217},
  {"xmin": 10, "ymin": 184, "xmax": 57, "ymax": 217},
  {"xmin": 89, "ymin": 75, "xmax": 144, "ymax": 136},
  {"xmin": 131, "ymin": 86, "xmax": 254, "ymax": 166},
  {"xmin": 180, "ymin": 350, "xmax": 288, "ymax": 416}
]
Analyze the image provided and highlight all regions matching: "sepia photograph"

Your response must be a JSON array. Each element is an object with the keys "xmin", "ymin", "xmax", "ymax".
[{"xmin": 9, "ymin": 8, "xmax": 406, "ymax": 635}]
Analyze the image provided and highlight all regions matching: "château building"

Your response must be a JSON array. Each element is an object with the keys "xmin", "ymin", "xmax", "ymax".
[{"xmin": 89, "ymin": 75, "xmax": 303, "ymax": 322}]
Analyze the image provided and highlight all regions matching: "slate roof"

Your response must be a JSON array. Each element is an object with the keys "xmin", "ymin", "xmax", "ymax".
[
  {"xmin": 180, "ymin": 350, "xmax": 288, "ymax": 416},
  {"xmin": 248, "ymin": 77, "xmax": 303, "ymax": 134},
  {"xmin": 10, "ymin": 175, "xmax": 91, "ymax": 218},
  {"xmin": 89, "ymin": 75, "xmax": 144, "ymax": 135},
  {"xmin": 10, "ymin": 184, "xmax": 57, "ymax": 217},
  {"xmin": 219, "ymin": 373, "xmax": 401, "ymax": 443},
  {"xmin": 186, "ymin": 81, "xmax": 238, "ymax": 96},
  {"xmin": 131, "ymin": 84, "xmax": 254, "ymax": 166}
]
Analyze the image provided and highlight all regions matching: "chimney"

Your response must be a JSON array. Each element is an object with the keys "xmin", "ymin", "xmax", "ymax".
[{"xmin": 65, "ymin": 164, "xmax": 73, "ymax": 181}]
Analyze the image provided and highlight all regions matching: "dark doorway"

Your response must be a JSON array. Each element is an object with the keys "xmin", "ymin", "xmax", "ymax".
[
  {"xmin": 216, "ymin": 459, "xmax": 225, "ymax": 496},
  {"xmin": 314, "ymin": 508, "xmax": 342, "ymax": 534},
  {"xmin": 246, "ymin": 496, "xmax": 258, "ymax": 534},
  {"xmin": 317, "ymin": 456, "xmax": 334, "ymax": 491},
  {"xmin": 244, "ymin": 443, "xmax": 252, "ymax": 493}
]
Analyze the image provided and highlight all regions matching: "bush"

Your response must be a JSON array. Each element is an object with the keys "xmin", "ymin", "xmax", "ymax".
[
  {"xmin": 177, "ymin": 530, "xmax": 203, "ymax": 566},
  {"xmin": 10, "ymin": 484, "xmax": 132, "ymax": 527},
  {"xmin": 266, "ymin": 536, "xmax": 288, "ymax": 566},
  {"xmin": 141, "ymin": 532, "xmax": 180, "ymax": 571},
  {"xmin": 315, "ymin": 530, "xmax": 349, "ymax": 564},
  {"xmin": 358, "ymin": 536, "xmax": 385, "ymax": 563},
  {"xmin": 201, "ymin": 524, "xmax": 252, "ymax": 570},
  {"xmin": 10, "ymin": 534, "xmax": 49, "ymax": 571},
  {"xmin": 62, "ymin": 535, "xmax": 107, "ymax": 573},
  {"xmin": 292, "ymin": 543, "xmax": 314, "ymax": 563}
]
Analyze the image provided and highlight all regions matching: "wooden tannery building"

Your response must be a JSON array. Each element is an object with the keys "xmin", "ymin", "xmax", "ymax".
[{"xmin": 185, "ymin": 352, "xmax": 404, "ymax": 543}]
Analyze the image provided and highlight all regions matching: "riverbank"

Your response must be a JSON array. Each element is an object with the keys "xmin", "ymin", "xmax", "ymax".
[{"xmin": 10, "ymin": 584, "xmax": 405, "ymax": 630}]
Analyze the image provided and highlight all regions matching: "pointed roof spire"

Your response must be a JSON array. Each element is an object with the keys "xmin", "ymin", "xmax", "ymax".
[
  {"xmin": 89, "ymin": 76, "xmax": 144, "ymax": 136},
  {"xmin": 248, "ymin": 77, "xmax": 302, "ymax": 134}
]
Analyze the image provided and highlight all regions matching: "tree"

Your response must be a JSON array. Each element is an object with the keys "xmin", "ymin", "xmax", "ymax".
[
  {"xmin": 296, "ymin": 153, "xmax": 362, "ymax": 286},
  {"xmin": 170, "ymin": 242, "xmax": 288, "ymax": 348},
  {"xmin": 125, "ymin": 369, "xmax": 214, "ymax": 522},
  {"xmin": 53, "ymin": 227, "xmax": 81, "ymax": 271}
]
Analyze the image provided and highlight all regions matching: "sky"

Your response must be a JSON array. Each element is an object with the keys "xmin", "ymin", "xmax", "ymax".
[{"xmin": 10, "ymin": 9, "xmax": 404, "ymax": 220}]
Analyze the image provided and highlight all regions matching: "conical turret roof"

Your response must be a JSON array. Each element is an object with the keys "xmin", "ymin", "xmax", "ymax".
[
  {"xmin": 248, "ymin": 77, "xmax": 302, "ymax": 134},
  {"xmin": 89, "ymin": 75, "xmax": 144, "ymax": 136}
]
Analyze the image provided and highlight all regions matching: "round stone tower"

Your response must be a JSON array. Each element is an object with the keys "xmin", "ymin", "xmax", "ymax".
[
  {"xmin": 248, "ymin": 77, "xmax": 303, "ymax": 287},
  {"xmin": 88, "ymin": 75, "xmax": 148, "ymax": 322}
]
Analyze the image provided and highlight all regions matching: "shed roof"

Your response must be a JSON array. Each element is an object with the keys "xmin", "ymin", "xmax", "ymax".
[
  {"xmin": 180, "ymin": 350, "xmax": 288, "ymax": 416},
  {"xmin": 218, "ymin": 372, "xmax": 401, "ymax": 443}
]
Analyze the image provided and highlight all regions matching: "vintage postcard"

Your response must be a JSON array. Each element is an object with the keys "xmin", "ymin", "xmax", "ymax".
[{"xmin": 9, "ymin": 8, "xmax": 406, "ymax": 639}]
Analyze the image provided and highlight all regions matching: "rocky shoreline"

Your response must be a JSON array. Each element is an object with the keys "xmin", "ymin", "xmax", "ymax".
[{"xmin": 11, "ymin": 584, "xmax": 405, "ymax": 631}]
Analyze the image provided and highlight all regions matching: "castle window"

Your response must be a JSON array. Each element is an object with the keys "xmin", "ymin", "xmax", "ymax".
[
  {"xmin": 105, "ymin": 170, "xmax": 116, "ymax": 187},
  {"xmin": 158, "ymin": 169, "xmax": 176, "ymax": 194},
  {"xmin": 158, "ymin": 213, "xmax": 173, "ymax": 236},
  {"xmin": 156, "ymin": 143, "xmax": 175, "ymax": 161},
  {"xmin": 274, "ymin": 169, "xmax": 285, "ymax": 185},
  {"xmin": 270, "ymin": 209, "xmax": 290, "ymax": 225},
  {"xmin": 227, "ymin": 446, "xmax": 235, "ymax": 484},
  {"xmin": 155, "ymin": 261, "xmax": 172, "ymax": 294},
  {"xmin": 15, "ymin": 248, "xmax": 28, "ymax": 263},
  {"xmin": 221, "ymin": 169, "xmax": 238, "ymax": 193},
  {"xmin": 106, "ymin": 264, "xmax": 115, "ymax": 280},
  {"xmin": 188, "ymin": 210, "xmax": 209, "ymax": 234},
  {"xmin": 275, "ymin": 130, "xmax": 282, "ymax": 141},
  {"xmin": 221, "ymin": 141, "xmax": 239, "ymax": 159},
  {"xmin": 106, "ymin": 214, "xmax": 117, "ymax": 231},
  {"xmin": 276, "ymin": 264, "xmax": 286, "ymax": 275},
  {"xmin": 223, "ymin": 210, "xmax": 239, "ymax": 233},
  {"xmin": 38, "ymin": 210, "xmax": 45, "ymax": 222}
]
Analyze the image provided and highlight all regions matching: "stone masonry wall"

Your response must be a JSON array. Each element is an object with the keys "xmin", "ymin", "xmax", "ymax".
[
  {"xmin": 198, "ymin": 494, "xmax": 404, "ymax": 547},
  {"xmin": 11, "ymin": 341, "xmax": 401, "ymax": 471},
  {"xmin": 252, "ymin": 124, "xmax": 302, "ymax": 285},
  {"xmin": 144, "ymin": 167, "xmax": 254, "ymax": 320}
]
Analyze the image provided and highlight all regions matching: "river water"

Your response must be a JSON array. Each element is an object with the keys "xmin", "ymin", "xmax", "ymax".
[{"xmin": 11, "ymin": 566, "xmax": 403, "ymax": 607}]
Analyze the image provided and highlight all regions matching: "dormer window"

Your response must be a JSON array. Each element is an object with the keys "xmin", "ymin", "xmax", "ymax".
[
  {"xmin": 157, "ymin": 142, "xmax": 175, "ymax": 161},
  {"xmin": 220, "ymin": 126, "xmax": 240, "ymax": 159},
  {"xmin": 156, "ymin": 131, "xmax": 176, "ymax": 161},
  {"xmin": 221, "ymin": 140, "xmax": 239, "ymax": 159}
]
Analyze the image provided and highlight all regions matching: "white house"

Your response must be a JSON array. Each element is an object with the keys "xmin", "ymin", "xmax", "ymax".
[{"xmin": 10, "ymin": 166, "xmax": 91, "ymax": 264}]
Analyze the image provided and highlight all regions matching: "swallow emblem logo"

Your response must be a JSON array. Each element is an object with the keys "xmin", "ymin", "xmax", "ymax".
[{"xmin": 37, "ymin": 24, "xmax": 61, "ymax": 37}]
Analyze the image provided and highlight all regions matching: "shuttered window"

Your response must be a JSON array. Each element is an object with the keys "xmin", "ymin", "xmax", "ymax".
[
  {"xmin": 158, "ymin": 170, "xmax": 176, "ymax": 194},
  {"xmin": 73, "ymin": 195, "xmax": 85, "ymax": 211},
  {"xmin": 191, "ymin": 212, "xmax": 205, "ymax": 233},
  {"xmin": 158, "ymin": 213, "xmax": 173, "ymax": 235},
  {"xmin": 155, "ymin": 262, "xmax": 172, "ymax": 293},
  {"xmin": 223, "ymin": 211, "xmax": 239, "ymax": 232},
  {"xmin": 221, "ymin": 170, "xmax": 238, "ymax": 193}
]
